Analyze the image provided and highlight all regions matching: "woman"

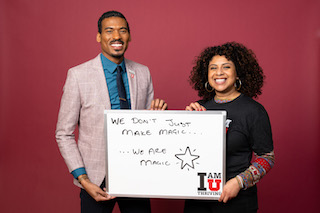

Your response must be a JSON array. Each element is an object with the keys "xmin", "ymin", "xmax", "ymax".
[{"xmin": 185, "ymin": 42, "xmax": 274, "ymax": 213}]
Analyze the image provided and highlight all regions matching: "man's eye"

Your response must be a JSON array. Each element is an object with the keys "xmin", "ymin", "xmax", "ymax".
[{"xmin": 120, "ymin": 30, "xmax": 127, "ymax": 33}]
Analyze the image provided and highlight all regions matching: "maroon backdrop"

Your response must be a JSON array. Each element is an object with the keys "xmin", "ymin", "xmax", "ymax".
[{"xmin": 1, "ymin": 0, "xmax": 319, "ymax": 212}]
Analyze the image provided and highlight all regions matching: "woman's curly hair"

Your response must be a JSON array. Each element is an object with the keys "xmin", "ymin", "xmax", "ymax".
[{"xmin": 189, "ymin": 42, "xmax": 264, "ymax": 102}]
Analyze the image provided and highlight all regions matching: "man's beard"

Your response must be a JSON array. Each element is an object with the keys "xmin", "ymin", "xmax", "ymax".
[{"xmin": 111, "ymin": 53, "xmax": 124, "ymax": 58}]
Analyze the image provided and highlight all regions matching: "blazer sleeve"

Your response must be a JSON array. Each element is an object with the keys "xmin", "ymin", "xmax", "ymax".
[
  {"xmin": 145, "ymin": 68, "xmax": 154, "ymax": 109},
  {"xmin": 55, "ymin": 68, "xmax": 85, "ymax": 173}
]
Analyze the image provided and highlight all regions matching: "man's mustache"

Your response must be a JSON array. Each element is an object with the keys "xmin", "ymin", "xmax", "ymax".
[{"xmin": 110, "ymin": 39, "xmax": 124, "ymax": 44}]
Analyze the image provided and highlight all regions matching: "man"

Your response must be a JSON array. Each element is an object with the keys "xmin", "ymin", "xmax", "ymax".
[{"xmin": 55, "ymin": 11, "xmax": 167, "ymax": 213}]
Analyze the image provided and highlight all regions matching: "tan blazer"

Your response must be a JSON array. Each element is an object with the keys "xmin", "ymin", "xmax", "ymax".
[{"xmin": 55, "ymin": 54, "xmax": 154, "ymax": 187}]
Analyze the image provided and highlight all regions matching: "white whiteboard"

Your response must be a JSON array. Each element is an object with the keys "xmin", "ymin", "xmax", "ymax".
[{"xmin": 104, "ymin": 110, "xmax": 226, "ymax": 200}]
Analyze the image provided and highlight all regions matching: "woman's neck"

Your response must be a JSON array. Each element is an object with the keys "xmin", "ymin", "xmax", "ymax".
[{"xmin": 214, "ymin": 91, "xmax": 241, "ymax": 102}]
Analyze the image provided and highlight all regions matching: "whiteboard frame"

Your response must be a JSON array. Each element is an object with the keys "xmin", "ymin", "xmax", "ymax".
[{"xmin": 104, "ymin": 110, "xmax": 226, "ymax": 200}]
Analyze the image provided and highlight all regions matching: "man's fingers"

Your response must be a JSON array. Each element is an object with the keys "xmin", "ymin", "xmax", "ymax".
[
  {"xmin": 150, "ymin": 100, "xmax": 154, "ymax": 110},
  {"xmin": 150, "ymin": 99, "xmax": 167, "ymax": 110},
  {"xmin": 153, "ymin": 99, "xmax": 160, "ymax": 109},
  {"xmin": 161, "ymin": 102, "xmax": 168, "ymax": 110}
]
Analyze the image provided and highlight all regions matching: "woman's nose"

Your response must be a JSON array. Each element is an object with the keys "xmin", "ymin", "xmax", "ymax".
[{"xmin": 216, "ymin": 67, "xmax": 223, "ymax": 75}]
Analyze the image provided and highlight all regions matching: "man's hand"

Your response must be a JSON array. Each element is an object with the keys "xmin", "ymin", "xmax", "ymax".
[
  {"xmin": 149, "ymin": 99, "xmax": 167, "ymax": 110},
  {"xmin": 218, "ymin": 177, "xmax": 241, "ymax": 203},
  {"xmin": 79, "ymin": 175, "xmax": 115, "ymax": 202},
  {"xmin": 185, "ymin": 102, "xmax": 206, "ymax": 111}
]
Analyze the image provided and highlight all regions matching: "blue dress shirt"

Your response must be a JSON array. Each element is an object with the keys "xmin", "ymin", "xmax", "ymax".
[{"xmin": 100, "ymin": 54, "xmax": 131, "ymax": 109}]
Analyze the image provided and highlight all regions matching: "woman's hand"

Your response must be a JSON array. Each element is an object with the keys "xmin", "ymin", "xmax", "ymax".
[
  {"xmin": 218, "ymin": 177, "xmax": 241, "ymax": 203},
  {"xmin": 185, "ymin": 102, "xmax": 206, "ymax": 111}
]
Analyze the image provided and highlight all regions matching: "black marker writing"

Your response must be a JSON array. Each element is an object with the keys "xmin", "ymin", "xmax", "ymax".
[
  {"xmin": 111, "ymin": 118, "xmax": 125, "ymax": 125},
  {"xmin": 165, "ymin": 119, "xmax": 191, "ymax": 127},
  {"xmin": 140, "ymin": 160, "xmax": 170, "ymax": 166},
  {"xmin": 159, "ymin": 129, "xmax": 187, "ymax": 135},
  {"xmin": 148, "ymin": 148, "xmax": 166, "ymax": 155},
  {"xmin": 122, "ymin": 129, "xmax": 152, "ymax": 136},
  {"xmin": 131, "ymin": 117, "xmax": 157, "ymax": 124},
  {"xmin": 132, "ymin": 149, "xmax": 144, "ymax": 155}
]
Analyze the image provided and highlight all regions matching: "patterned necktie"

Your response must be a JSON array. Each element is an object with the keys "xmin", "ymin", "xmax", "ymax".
[{"xmin": 116, "ymin": 66, "xmax": 129, "ymax": 109}]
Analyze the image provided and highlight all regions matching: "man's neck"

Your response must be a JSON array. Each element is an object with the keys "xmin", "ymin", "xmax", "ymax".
[{"xmin": 101, "ymin": 53, "xmax": 124, "ymax": 64}]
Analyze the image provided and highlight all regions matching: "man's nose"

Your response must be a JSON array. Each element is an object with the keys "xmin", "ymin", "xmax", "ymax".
[{"xmin": 113, "ymin": 30, "xmax": 121, "ymax": 40}]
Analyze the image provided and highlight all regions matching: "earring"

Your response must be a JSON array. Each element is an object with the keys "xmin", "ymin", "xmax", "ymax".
[
  {"xmin": 234, "ymin": 78, "xmax": 242, "ymax": 91},
  {"xmin": 205, "ymin": 82, "xmax": 214, "ymax": 92}
]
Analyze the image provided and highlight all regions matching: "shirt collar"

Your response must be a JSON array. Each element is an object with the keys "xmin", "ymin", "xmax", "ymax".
[{"xmin": 100, "ymin": 53, "xmax": 126, "ymax": 74}]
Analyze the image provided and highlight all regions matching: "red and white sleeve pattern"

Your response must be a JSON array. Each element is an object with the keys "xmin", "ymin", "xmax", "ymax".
[{"xmin": 237, "ymin": 150, "xmax": 275, "ymax": 189}]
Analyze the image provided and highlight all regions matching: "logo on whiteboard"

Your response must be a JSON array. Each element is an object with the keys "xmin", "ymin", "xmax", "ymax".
[
  {"xmin": 197, "ymin": 172, "xmax": 222, "ymax": 195},
  {"xmin": 175, "ymin": 147, "xmax": 200, "ymax": 170}
]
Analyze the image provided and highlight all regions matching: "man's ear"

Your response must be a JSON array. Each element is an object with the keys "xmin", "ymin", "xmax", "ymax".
[{"xmin": 96, "ymin": 33, "xmax": 101, "ymax": 43}]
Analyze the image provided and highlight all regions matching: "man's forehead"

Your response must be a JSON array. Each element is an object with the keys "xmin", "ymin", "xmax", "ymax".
[{"xmin": 102, "ymin": 17, "xmax": 128, "ymax": 27}]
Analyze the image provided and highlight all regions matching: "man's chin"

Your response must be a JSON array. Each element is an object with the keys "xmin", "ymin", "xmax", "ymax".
[
  {"xmin": 111, "ymin": 52, "xmax": 124, "ymax": 58},
  {"xmin": 111, "ymin": 54, "xmax": 124, "ymax": 59}
]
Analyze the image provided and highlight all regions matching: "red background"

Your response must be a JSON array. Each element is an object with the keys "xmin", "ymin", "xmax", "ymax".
[{"xmin": 1, "ymin": 0, "xmax": 319, "ymax": 212}]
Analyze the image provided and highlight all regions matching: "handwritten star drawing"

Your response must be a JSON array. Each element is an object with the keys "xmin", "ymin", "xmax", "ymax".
[{"xmin": 175, "ymin": 147, "xmax": 200, "ymax": 170}]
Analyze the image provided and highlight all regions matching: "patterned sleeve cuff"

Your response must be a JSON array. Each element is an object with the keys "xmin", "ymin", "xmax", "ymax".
[{"xmin": 238, "ymin": 150, "xmax": 275, "ymax": 189}]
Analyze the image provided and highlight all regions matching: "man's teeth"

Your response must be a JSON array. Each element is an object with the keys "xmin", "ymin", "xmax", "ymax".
[
  {"xmin": 215, "ymin": 79, "xmax": 226, "ymax": 83},
  {"xmin": 111, "ymin": 44, "xmax": 122, "ymax": 47}
]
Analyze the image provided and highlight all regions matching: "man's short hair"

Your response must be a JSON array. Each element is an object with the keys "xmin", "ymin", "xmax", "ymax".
[{"xmin": 98, "ymin": 11, "xmax": 130, "ymax": 34}]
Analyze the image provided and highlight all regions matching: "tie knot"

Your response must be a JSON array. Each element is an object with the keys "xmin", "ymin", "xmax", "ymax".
[{"xmin": 116, "ymin": 66, "xmax": 122, "ymax": 73}]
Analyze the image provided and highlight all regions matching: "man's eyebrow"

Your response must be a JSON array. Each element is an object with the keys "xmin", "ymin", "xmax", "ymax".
[{"xmin": 104, "ymin": 26, "xmax": 128, "ymax": 30}]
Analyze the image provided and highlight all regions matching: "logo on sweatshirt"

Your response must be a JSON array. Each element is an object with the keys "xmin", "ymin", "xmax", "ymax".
[{"xmin": 226, "ymin": 119, "xmax": 232, "ymax": 132}]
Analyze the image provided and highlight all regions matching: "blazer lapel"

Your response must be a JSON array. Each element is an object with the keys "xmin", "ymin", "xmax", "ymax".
[
  {"xmin": 92, "ymin": 54, "xmax": 111, "ymax": 109},
  {"xmin": 125, "ymin": 59, "xmax": 137, "ymax": 110}
]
